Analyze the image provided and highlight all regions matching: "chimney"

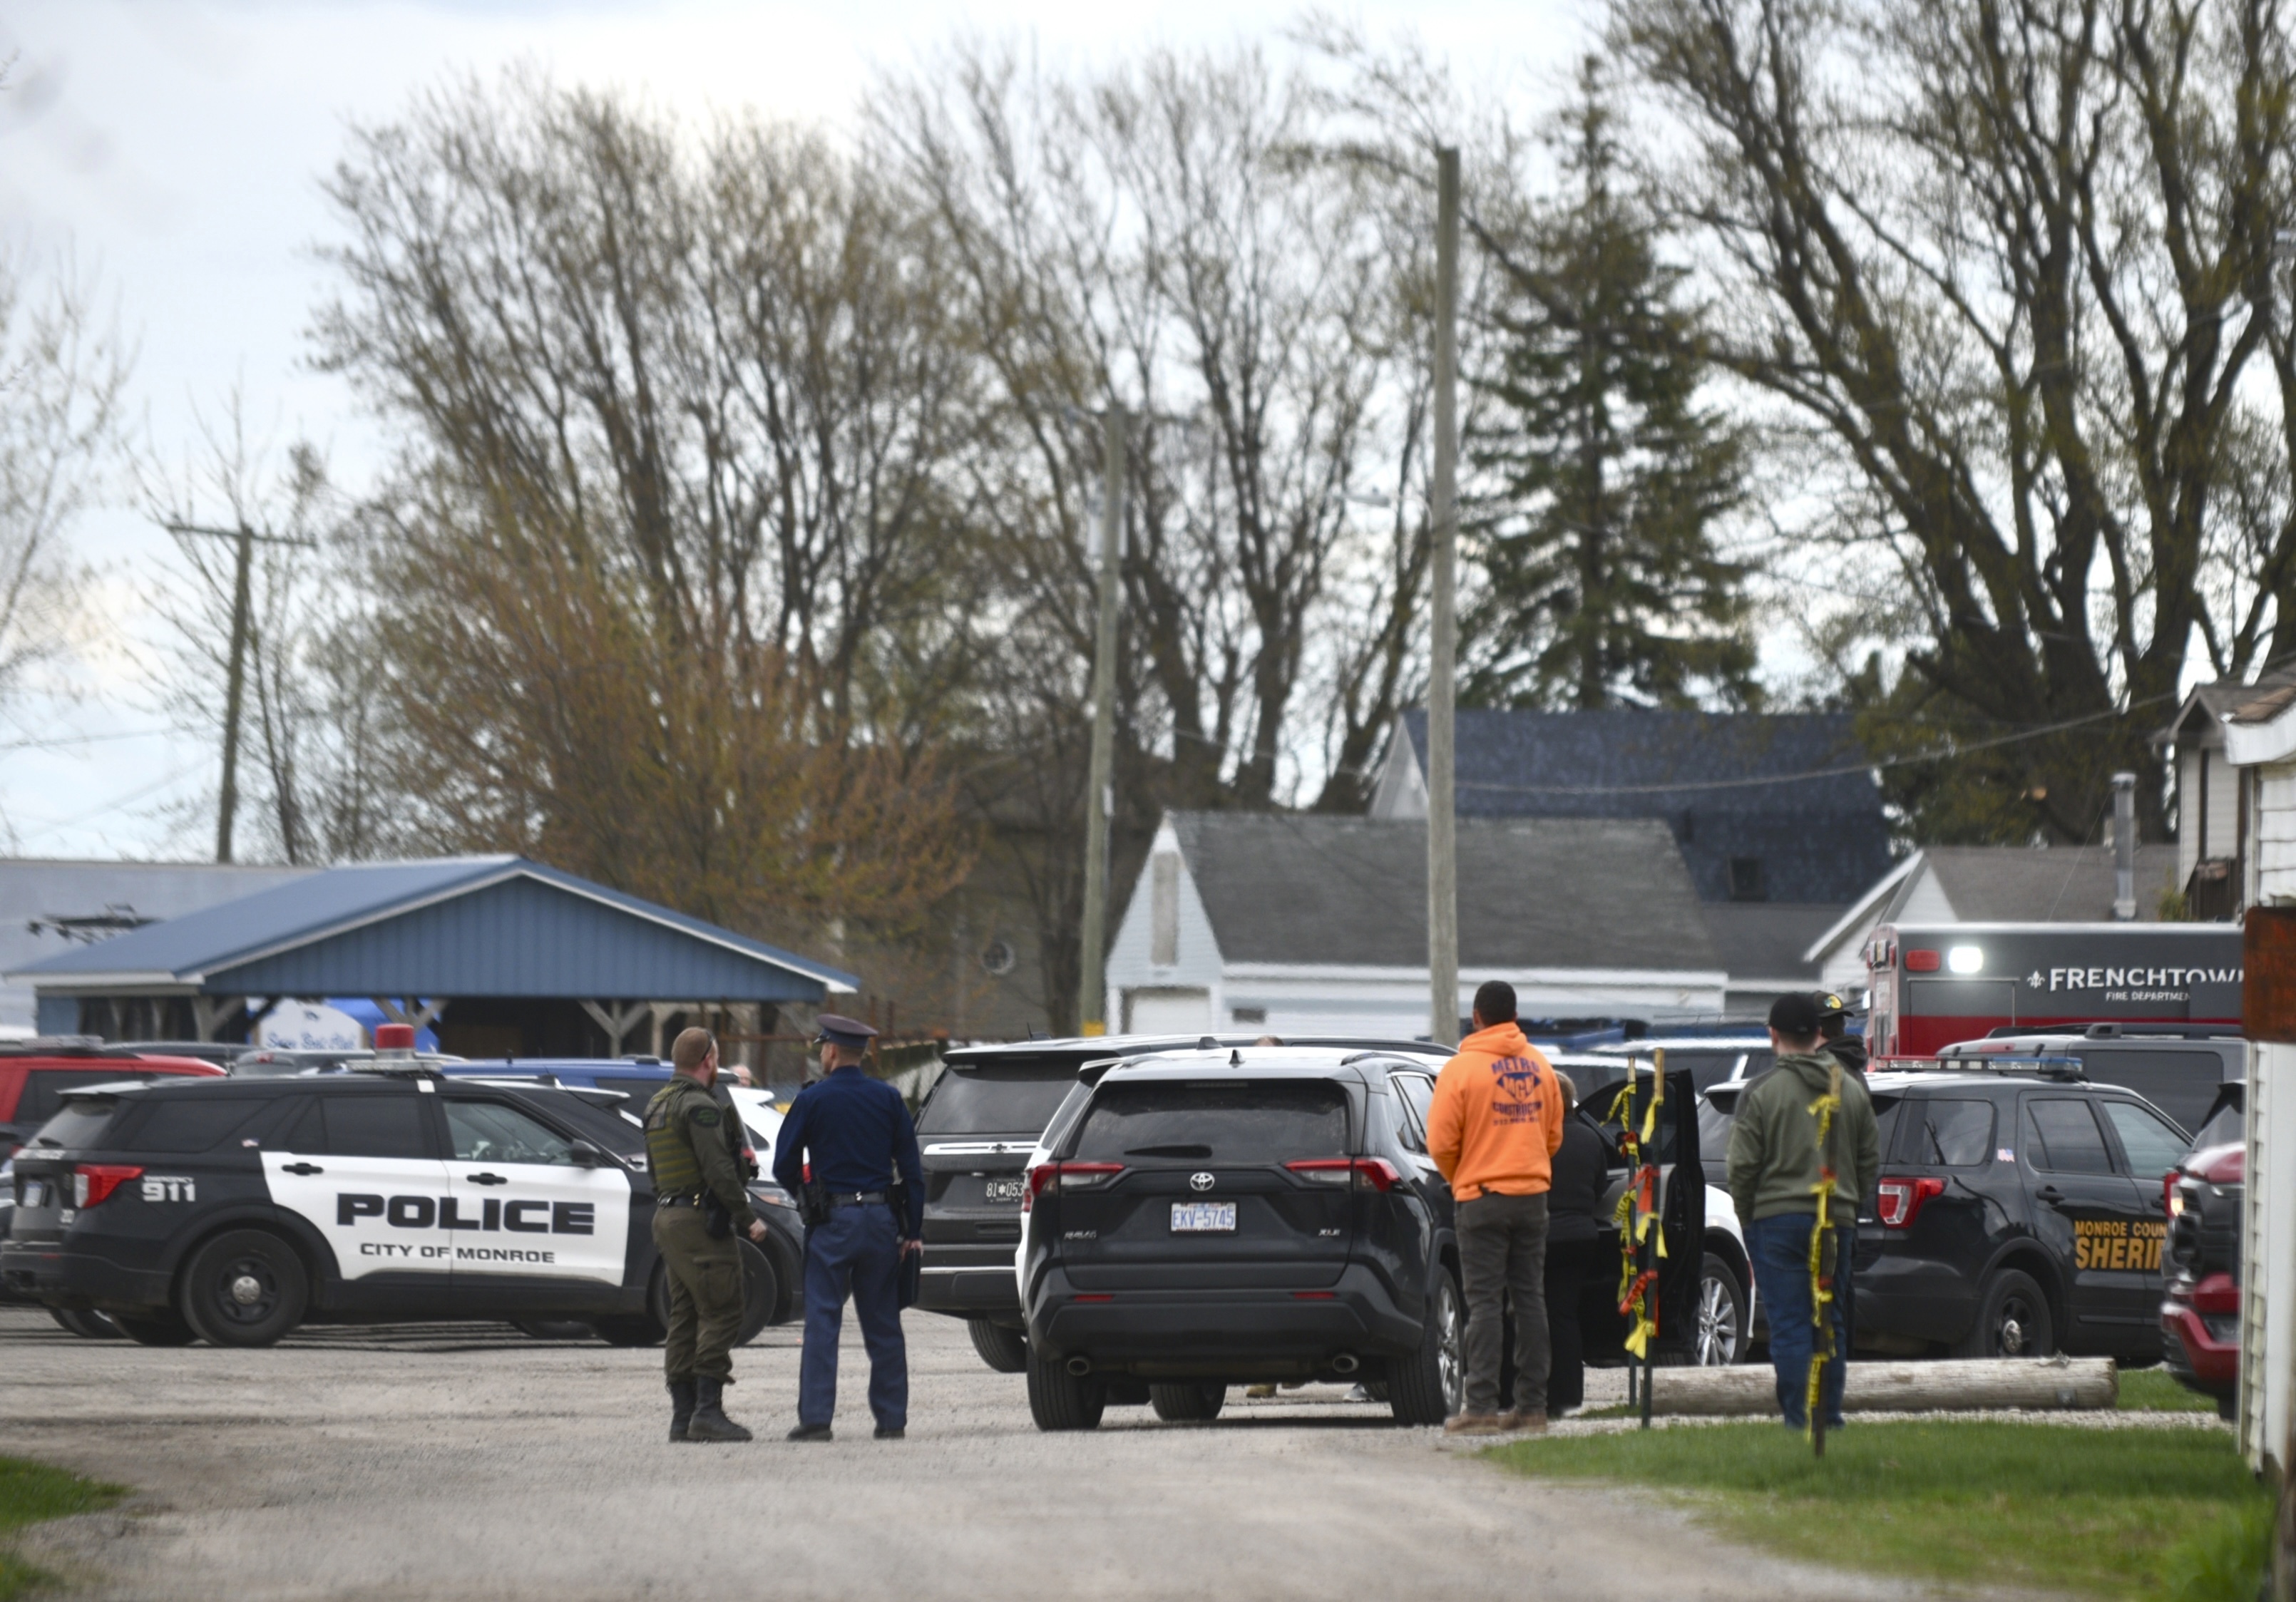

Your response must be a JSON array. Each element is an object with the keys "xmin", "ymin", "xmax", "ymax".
[{"xmin": 2111, "ymin": 771, "xmax": 2137, "ymax": 920}]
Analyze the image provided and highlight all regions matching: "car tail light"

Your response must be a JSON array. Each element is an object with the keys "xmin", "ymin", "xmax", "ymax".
[
  {"xmin": 1874, "ymin": 1174, "xmax": 1945, "ymax": 1228},
  {"xmin": 71, "ymin": 1164, "xmax": 143, "ymax": 1208},
  {"xmin": 1284, "ymin": 1158, "xmax": 1403, "ymax": 1193},
  {"xmin": 1023, "ymin": 1162, "xmax": 1124, "ymax": 1211},
  {"xmin": 2192, "ymin": 1273, "xmax": 2239, "ymax": 1315}
]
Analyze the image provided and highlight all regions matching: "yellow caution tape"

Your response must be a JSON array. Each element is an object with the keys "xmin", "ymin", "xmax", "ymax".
[{"xmin": 1804, "ymin": 1057, "xmax": 1843, "ymax": 1439}]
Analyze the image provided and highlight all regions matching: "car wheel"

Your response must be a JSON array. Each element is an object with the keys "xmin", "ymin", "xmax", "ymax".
[
  {"xmin": 1695, "ymin": 1253, "xmax": 1748, "ymax": 1367},
  {"xmin": 1389, "ymin": 1271, "xmax": 1463, "ymax": 1426},
  {"xmin": 1149, "ymin": 1382, "xmax": 1226, "ymax": 1422},
  {"xmin": 49, "ymin": 1306, "xmax": 121, "ymax": 1340},
  {"xmin": 735, "ymin": 1238, "xmax": 777, "ymax": 1347},
  {"xmin": 968, "ymin": 1318, "xmax": 1030, "ymax": 1373},
  {"xmin": 113, "ymin": 1308, "xmax": 198, "ymax": 1347},
  {"xmin": 1954, "ymin": 1268, "xmax": 2054, "ymax": 1359},
  {"xmin": 180, "ymin": 1231, "xmax": 308, "ymax": 1347},
  {"xmin": 1025, "ymin": 1350, "xmax": 1106, "ymax": 1432}
]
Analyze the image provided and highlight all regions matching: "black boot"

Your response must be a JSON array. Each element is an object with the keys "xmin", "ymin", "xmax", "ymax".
[
  {"xmin": 685, "ymin": 1375, "xmax": 753, "ymax": 1443},
  {"xmin": 667, "ymin": 1380, "xmax": 697, "ymax": 1443}
]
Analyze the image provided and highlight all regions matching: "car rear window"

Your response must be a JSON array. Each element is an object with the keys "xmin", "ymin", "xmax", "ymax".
[
  {"xmin": 112, "ymin": 1096, "xmax": 268, "ymax": 1154},
  {"xmin": 1070, "ymin": 1079, "xmax": 1350, "ymax": 1163},
  {"xmin": 1895, "ymin": 1097, "xmax": 1994, "ymax": 1167},
  {"xmin": 25, "ymin": 1100, "xmax": 124, "ymax": 1151},
  {"xmin": 2073, "ymin": 1049, "xmax": 2226, "ymax": 1135},
  {"xmin": 921, "ymin": 1067, "xmax": 1080, "ymax": 1137},
  {"xmin": 277, "ymin": 1094, "xmax": 432, "ymax": 1159},
  {"xmin": 14, "ymin": 1069, "xmax": 189, "ymax": 1126}
]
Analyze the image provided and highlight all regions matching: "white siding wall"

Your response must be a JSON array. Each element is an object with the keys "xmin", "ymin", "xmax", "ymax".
[
  {"xmin": 2257, "ymin": 762, "xmax": 2296, "ymax": 902},
  {"xmin": 1105, "ymin": 817, "xmax": 1224, "ymax": 1028},
  {"xmin": 2180, "ymin": 747, "xmax": 2243, "ymax": 885}
]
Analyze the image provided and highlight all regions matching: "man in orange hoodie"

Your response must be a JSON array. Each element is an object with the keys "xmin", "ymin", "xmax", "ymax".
[{"xmin": 1427, "ymin": 979, "xmax": 1564, "ymax": 1434}]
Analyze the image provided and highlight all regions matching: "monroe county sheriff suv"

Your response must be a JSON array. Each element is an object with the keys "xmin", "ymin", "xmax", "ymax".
[
  {"xmin": 1015, "ymin": 1043, "xmax": 1709, "ymax": 1431},
  {"xmin": 1748, "ymin": 1059, "xmax": 2188, "ymax": 1360},
  {"xmin": 1, "ymin": 1069, "xmax": 780, "ymax": 1347}
]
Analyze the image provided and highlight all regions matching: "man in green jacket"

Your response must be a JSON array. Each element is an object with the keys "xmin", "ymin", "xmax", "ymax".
[{"xmin": 1726, "ymin": 992, "xmax": 1880, "ymax": 1430}]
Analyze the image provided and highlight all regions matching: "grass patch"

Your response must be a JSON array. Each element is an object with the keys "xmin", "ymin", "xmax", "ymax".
[
  {"xmin": 1490, "ymin": 1419, "xmax": 2263, "ymax": 1600},
  {"xmin": 0, "ymin": 1457, "xmax": 128, "ymax": 1601},
  {"xmin": 2118, "ymin": 1368, "xmax": 2220, "ymax": 1414}
]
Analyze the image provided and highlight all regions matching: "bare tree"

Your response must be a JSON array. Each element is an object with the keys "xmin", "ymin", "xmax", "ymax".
[
  {"xmin": 0, "ymin": 247, "xmax": 128, "ymax": 723},
  {"xmin": 1608, "ymin": 0, "xmax": 2296, "ymax": 840}
]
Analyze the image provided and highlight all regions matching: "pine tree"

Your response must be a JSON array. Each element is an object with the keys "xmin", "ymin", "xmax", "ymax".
[{"xmin": 1465, "ymin": 62, "xmax": 1758, "ymax": 712}]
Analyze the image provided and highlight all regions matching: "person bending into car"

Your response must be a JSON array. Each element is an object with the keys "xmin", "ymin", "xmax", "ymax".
[
  {"xmin": 1427, "ymin": 980, "xmax": 1565, "ymax": 1436},
  {"xmin": 1726, "ymin": 992, "xmax": 1880, "ymax": 1432},
  {"xmin": 1541, "ymin": 1072, "xmax": 1608, "ymax": 1417}
]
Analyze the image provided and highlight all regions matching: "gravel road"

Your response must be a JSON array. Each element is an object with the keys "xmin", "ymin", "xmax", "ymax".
[{"xmin": 0, "ymin": 1307, "xmax": 2036, "ymax": 1601}]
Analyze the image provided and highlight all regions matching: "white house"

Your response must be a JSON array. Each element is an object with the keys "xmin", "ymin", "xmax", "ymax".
[
  {"xmin": 1105, "ymin": 811, "xmax": 1729, "ymax": 1039},
  {"xmin": 2223, "ymin": 676, "xmax": 2296, "ymax": 1475},
  {"xmin": 1799, "ymin": 842, "xmax": 2183, "ymax": 999},
  {"xmin": 2157, "ymin": 672, "xmax": 2293, "ymax": 917}
]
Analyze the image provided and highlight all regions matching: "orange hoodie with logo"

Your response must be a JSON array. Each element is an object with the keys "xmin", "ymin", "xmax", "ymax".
[{"xmin": 1426, "ymin": 1021, "xmax": 1565, "ymax": 1200}]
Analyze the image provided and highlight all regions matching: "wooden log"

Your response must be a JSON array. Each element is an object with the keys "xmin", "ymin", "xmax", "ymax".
[{"xmin": 1641, "ymin": 1357, "xmax": 2119, "ymax": 1416}]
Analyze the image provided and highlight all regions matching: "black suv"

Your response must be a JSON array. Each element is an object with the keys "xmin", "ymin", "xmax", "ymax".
[
  {"xmin": 916, "ymin": 1034, "xmax": 1450, "ymax": 1374},
  {"xmin": 1017, "ymin": 1044, "xmax": 1706, "ymax": 1430},
  {"xmin": 1724, "ymin": 1062, "xmax": 2188, "ymax": 1359},
  {"xmin": 1, "ymin": 1071, "xmax": 782, "ymax": 1347}
]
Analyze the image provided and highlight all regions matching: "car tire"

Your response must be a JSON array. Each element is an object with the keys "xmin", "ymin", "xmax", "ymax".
[
  {"xmin": 113, "ymin": 1308, "xmax": 198, "ymax": 1347},
  {"xmin": 49, "ymin": 1306, "xmax": 121, "ymax": 1340},
  {"xmin": 968, "ymin": 1318, "xmax": 1030, "ymax": 1373},
  {"xmin": 1953, "ymin": 1268, "xmax": 2054, "ymax": 1359},
  {"xmin": 1025, "ymin": 1350, "xmax": 1106, "ymax": 1432},
  {"xmin": 1695, "ymin": 1253, "xmax": 1748, "ymax": 1367},
  {"xmin": 1149, "ymin": 1382, "xmax": 1226, "ymax": 1422},
  {"xmin": 179, "ymin": 1230, "xmax": 308, "ymax": 1347},
  {"xmin": 1389, "ymin": 1271, "xmax": 1463, "ymax": 1426},
  {"xmin": 735, "ymin": 1238, "xmax": 776, "ymax": 1347}
]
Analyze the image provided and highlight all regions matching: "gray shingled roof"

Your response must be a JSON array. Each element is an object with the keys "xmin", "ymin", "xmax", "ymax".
[
  {"xmin": 1393, "ymin": 709, "xmax": 1890, "ymax": 903},
  {"xmin": 1883, "ymin": 844, "xmax": 2183, "ymax": 924},
  {"xmin": 1169, "ymin": 812, "xmax": 1723, "ymax": 972},
  {"xmin": 1696, "ymin": 903, "xmax": 1840, "ymax": 982}
]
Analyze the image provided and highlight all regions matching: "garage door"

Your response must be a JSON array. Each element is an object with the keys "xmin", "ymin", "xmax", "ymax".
[{"xmin": 1125, "ymin": 989, "xmax": 1212, "ymax": 1035}]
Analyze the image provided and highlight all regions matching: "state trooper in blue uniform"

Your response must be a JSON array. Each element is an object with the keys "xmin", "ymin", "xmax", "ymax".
[{"xmin": 772, "ymin": 1015, "xmax": 924, "ymax": 1442}]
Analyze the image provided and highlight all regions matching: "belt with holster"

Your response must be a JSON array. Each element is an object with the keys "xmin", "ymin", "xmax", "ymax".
[
  {"xmin": 829, "ymin": 1191, "xmax": 888, "ymax": 1208},
  {"xmin": 656, "ymin": 1193, "xmax": 709, "ymax": 1208}
]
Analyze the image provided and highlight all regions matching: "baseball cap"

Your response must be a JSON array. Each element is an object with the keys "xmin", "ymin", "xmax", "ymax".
[{"xmin": 1768, "ymin": 992, "xmax": 1823, "ymax": 1037}]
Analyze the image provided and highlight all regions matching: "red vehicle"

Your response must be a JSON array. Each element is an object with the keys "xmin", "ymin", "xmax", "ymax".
[
  {"xmin": 1863, "ymin": 923, "xmax": 2242, "ymax": 1057},
  {"xmin": 2161, "ymin": 1084, "xmax": 2245, "ymax": 1416},
  {"xmin": 0, "ymin": 1039, "xmax": 226, "ymax": 1155}
]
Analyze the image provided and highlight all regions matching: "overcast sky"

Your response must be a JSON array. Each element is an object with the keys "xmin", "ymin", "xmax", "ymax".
[{"xmin": 0, "ymin": 0, "xmax": 1584, "ymax": 863}]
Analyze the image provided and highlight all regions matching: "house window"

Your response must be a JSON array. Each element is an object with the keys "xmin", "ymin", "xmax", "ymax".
[
  {"xmin": 1151, "ymin": 853, "xmax": 1180, "ymax": 966},
  {"xmin": 1231, "ymin": 1007, "xmax": 1266, "ymax": 1025},
  {"xmin": 1728, "ymin": 856, "xmax": 1767, "ymax": 902}
]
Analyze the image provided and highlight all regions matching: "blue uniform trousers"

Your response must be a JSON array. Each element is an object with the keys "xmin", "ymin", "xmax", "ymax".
[
  {"xmin": 799, "ymin": 1201, "xmax": 907, "ymax": 1429},
  {"xmin": 1746, "ymin": 1211, "xmax": 1848, "ymax": 1429}
]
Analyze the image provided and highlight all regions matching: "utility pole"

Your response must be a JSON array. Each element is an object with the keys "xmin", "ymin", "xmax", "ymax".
[
  {"xmin": 1428, "ymin": 148, "xmax": 1461, "ymax": 1047},
  {"xmin": 1077, "ymin": 406, "xmax": 1127, "ymax": 1036},
  {"xmin": 163, "ymin": 520, "xmax": 316, "ymax": 865}
]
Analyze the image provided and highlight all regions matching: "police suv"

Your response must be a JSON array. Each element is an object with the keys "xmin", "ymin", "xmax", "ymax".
[{"xmin": 0, "ymin": 1068, "xmax": 779, "ymax": 1347}]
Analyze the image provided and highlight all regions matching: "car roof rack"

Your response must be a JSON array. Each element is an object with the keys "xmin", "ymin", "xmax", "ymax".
[
  {"xmin": 1979, "ymin": 1022, "xmax": 2243, "ymax": 1042},
  {"xmin": 1873, "ymin": 1054, "xmax": 2088, "ymax": 1082}
]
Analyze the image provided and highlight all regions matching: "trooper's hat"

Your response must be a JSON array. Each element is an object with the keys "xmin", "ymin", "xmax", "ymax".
[
  {"xmin": 1814, "ymin": 991, "xmax": 1856, "ymax": 1020},
  {"xmin": 814, "ymin": 1014, "xmax": 879, "ymax": 1049}
]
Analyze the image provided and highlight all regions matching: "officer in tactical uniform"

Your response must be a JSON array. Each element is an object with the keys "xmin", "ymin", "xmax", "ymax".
[
  {"xmin": 645, "ymin": 1026, "xmax": 767, "ymax": 1444},
  {"xmin": 772, "ymin": 1015, "xmax": 923, "ymax": 1442}
]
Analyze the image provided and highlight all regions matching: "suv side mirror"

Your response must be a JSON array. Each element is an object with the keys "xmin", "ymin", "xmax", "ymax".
[{"xmin": 568, "ymin": 1139, "xmax": 605, "ymax": 1168}]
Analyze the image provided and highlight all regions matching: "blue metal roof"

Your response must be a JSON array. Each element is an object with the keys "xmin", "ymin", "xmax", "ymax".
[{"xmin": 9, "ymin": 856, "xmax": 856, "ymax": 1001}]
